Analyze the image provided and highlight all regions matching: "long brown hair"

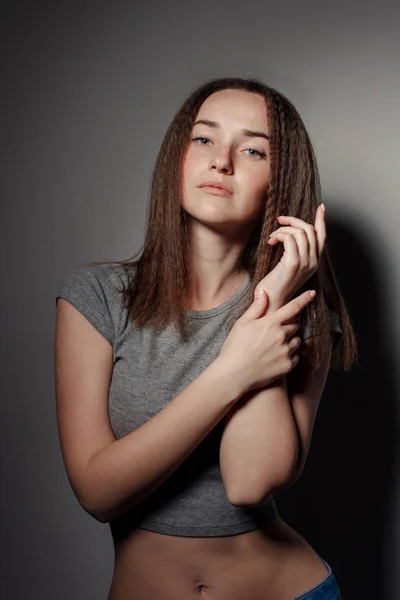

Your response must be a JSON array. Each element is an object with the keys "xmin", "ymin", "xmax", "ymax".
[{"xmin": 89, "ymin": 77, "xmax": 358, "ymax": 373}]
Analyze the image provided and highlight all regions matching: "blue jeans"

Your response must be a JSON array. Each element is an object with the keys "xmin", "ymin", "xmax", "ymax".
[{"xmin": 292, "ymin": 559, "xmax": 341, "ymax": 599}]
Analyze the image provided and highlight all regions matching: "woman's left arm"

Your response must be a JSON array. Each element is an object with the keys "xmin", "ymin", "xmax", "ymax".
[
  {"xmin": 220, "ymin": 332, "xmax": 333, "ymax": 507},
  {"xmin": 220, "ymin": 206, "xmax": 332, "ymax": 506}
]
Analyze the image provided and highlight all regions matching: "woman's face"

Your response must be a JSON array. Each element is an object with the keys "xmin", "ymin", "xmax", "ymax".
[{"xmin": 181, "ymin": 89, "xmax": 271, "ymax": 231}]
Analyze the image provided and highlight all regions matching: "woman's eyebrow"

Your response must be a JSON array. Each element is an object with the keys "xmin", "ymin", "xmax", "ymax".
[{"xmin": 193, "ymin": 119, "xmax": 270, "ymax": 141}]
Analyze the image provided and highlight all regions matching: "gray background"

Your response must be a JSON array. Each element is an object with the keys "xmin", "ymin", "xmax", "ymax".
[{"xmin": 1, "ymin": 1, "xmax": 399, "ymax": 598}]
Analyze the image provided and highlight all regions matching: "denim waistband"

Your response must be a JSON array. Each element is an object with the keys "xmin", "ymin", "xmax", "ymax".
[{"xmin": 291, "ymin": 558, "xmax": 341, "ymax": 599}]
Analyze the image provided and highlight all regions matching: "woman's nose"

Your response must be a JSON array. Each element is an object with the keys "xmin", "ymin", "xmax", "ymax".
[{"xmin": 209, "ymin": 152, "xmax": 233, "ymax": 174}]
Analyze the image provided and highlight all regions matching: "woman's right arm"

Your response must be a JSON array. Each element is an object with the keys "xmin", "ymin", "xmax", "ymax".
[{"xmin": 54, "ymin": 299, "xmax": 242, "ymax": 524}]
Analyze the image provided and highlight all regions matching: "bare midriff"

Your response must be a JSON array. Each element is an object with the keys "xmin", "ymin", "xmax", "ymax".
[{"xmin": 108, "ymin": 516, "xmax": 329, "ymax": 600}]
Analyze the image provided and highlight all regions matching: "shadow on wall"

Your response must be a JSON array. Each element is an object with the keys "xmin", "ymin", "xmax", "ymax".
[{"xmin": 275, "ymin": 204, "xmax": 398, "ymax": 600}]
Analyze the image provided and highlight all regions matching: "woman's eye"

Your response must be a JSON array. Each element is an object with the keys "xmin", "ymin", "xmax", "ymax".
[
  {"xmin": 244, "ymin": 148, "xmax": 267, "ymax": 159},
  {"xmin": 193, "ymin": 137, "xmax": 211, "ymax": 145},
  {"xmin": 192, "ymin": 138, "xmax": 266, "ymax": 159}
]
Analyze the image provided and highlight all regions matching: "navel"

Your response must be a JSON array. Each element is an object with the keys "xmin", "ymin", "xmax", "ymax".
[{"xmin": 196, "ymin": 583, "xmax": 212, "ymax": 595}]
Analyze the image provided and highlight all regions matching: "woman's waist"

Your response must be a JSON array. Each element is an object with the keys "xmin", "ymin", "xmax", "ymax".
[
  {"xmin": 110, "ymin": 518, "xmax": 330, "ymax": 600},
  {"xmin": 113, "ymin": 515, "xmax": 313, "ymax": 563}
]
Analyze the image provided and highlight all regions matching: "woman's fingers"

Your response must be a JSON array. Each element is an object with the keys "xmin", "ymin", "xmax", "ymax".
[
  {"xmin": 274, "ymin": 205, "xmax": 326, "ymax": 260},
  {"xmin": 271, "ymin": 224, "xmax": 316, "ymax": 266},
  {"xmin": 314, "ymin": 204, "xmax": 327, "ymax": 257},
  {"xmin": 269, "ymin": 227, "xmax": 310, "ymax": 267},
  {"xmin": 288, "ymin": 335, "xmax": 302, "ymax": 354},
  {"xmin": 282, "ymin": 321, "xmax": 301, "ymax": 338},
  {"xmin": 267, "ymin": 231, "xmax": 300, "ymax": 267},
  {"xmin": 275, "ymin": 290, "xmax": 316, "ymax": 324}
]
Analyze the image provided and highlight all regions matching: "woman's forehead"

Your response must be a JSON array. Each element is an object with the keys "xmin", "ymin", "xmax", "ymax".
[{"xmin": 195, "ymin": 90, "xmax": 269, "ymax": 132}]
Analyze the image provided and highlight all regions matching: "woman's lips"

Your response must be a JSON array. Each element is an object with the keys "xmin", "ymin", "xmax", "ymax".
[{"xmin": 199, "ymin": 185, "xmax": 232, "ymax": 196}]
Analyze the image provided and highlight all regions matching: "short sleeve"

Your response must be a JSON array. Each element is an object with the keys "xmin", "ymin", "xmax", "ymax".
[
  {"xmin": 55, "ymin": 264, "xmax": 123, "ymax": 345},
  {"xmin": 300, "ymin": 307, "xmax": 343, "ymax": 352}
]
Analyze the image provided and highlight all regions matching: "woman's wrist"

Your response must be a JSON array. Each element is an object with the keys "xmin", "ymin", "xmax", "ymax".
[{"xmin": 211, "ymin": 355, "xmax": 246, "ymax": 406}]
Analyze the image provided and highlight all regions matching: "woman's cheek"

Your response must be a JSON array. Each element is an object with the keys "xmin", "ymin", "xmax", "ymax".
[
  {"xmin": 182, "ymin": 150, "xmax": 200, "ymax": 179},
  {"xmin": 252, "ymin": 167, "xmax": 271, "ymax": 192},
  {"xmin": 248, "ymin": 172, "xmax": 271, "ymax": 209}
]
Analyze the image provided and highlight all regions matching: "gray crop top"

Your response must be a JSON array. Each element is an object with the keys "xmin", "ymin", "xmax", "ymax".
[{"xmin": 55, "ymin": 262, "xmax": 343, "ymax": 539}]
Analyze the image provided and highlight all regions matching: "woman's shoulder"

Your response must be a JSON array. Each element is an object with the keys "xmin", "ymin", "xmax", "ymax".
[
  {"xmin": 64, "ymin": 260, "xmax": 137, "ymax": 292},
  {"xmin": 55, "ymin": 260, "xmax": 137, "ymax": 345}
]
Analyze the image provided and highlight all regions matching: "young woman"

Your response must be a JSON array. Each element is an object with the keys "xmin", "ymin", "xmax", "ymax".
[{"xmin": 55, "ymin": 77, "xmax": 357, "ymax": 599}]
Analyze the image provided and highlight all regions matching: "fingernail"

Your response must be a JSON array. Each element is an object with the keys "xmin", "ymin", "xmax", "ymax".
[{"xmin": 321, "ymin": 203, "xmax": 326, "ymax": 213}]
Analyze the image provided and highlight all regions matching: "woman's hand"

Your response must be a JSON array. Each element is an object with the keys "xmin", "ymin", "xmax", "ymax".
[
  {"xmin": 218, "ymin": 288, "xmax": 316, "ymax": 395},
  {"xmin": 261, "ymin": 204, "xmax": 327, "ymax": 313}
]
